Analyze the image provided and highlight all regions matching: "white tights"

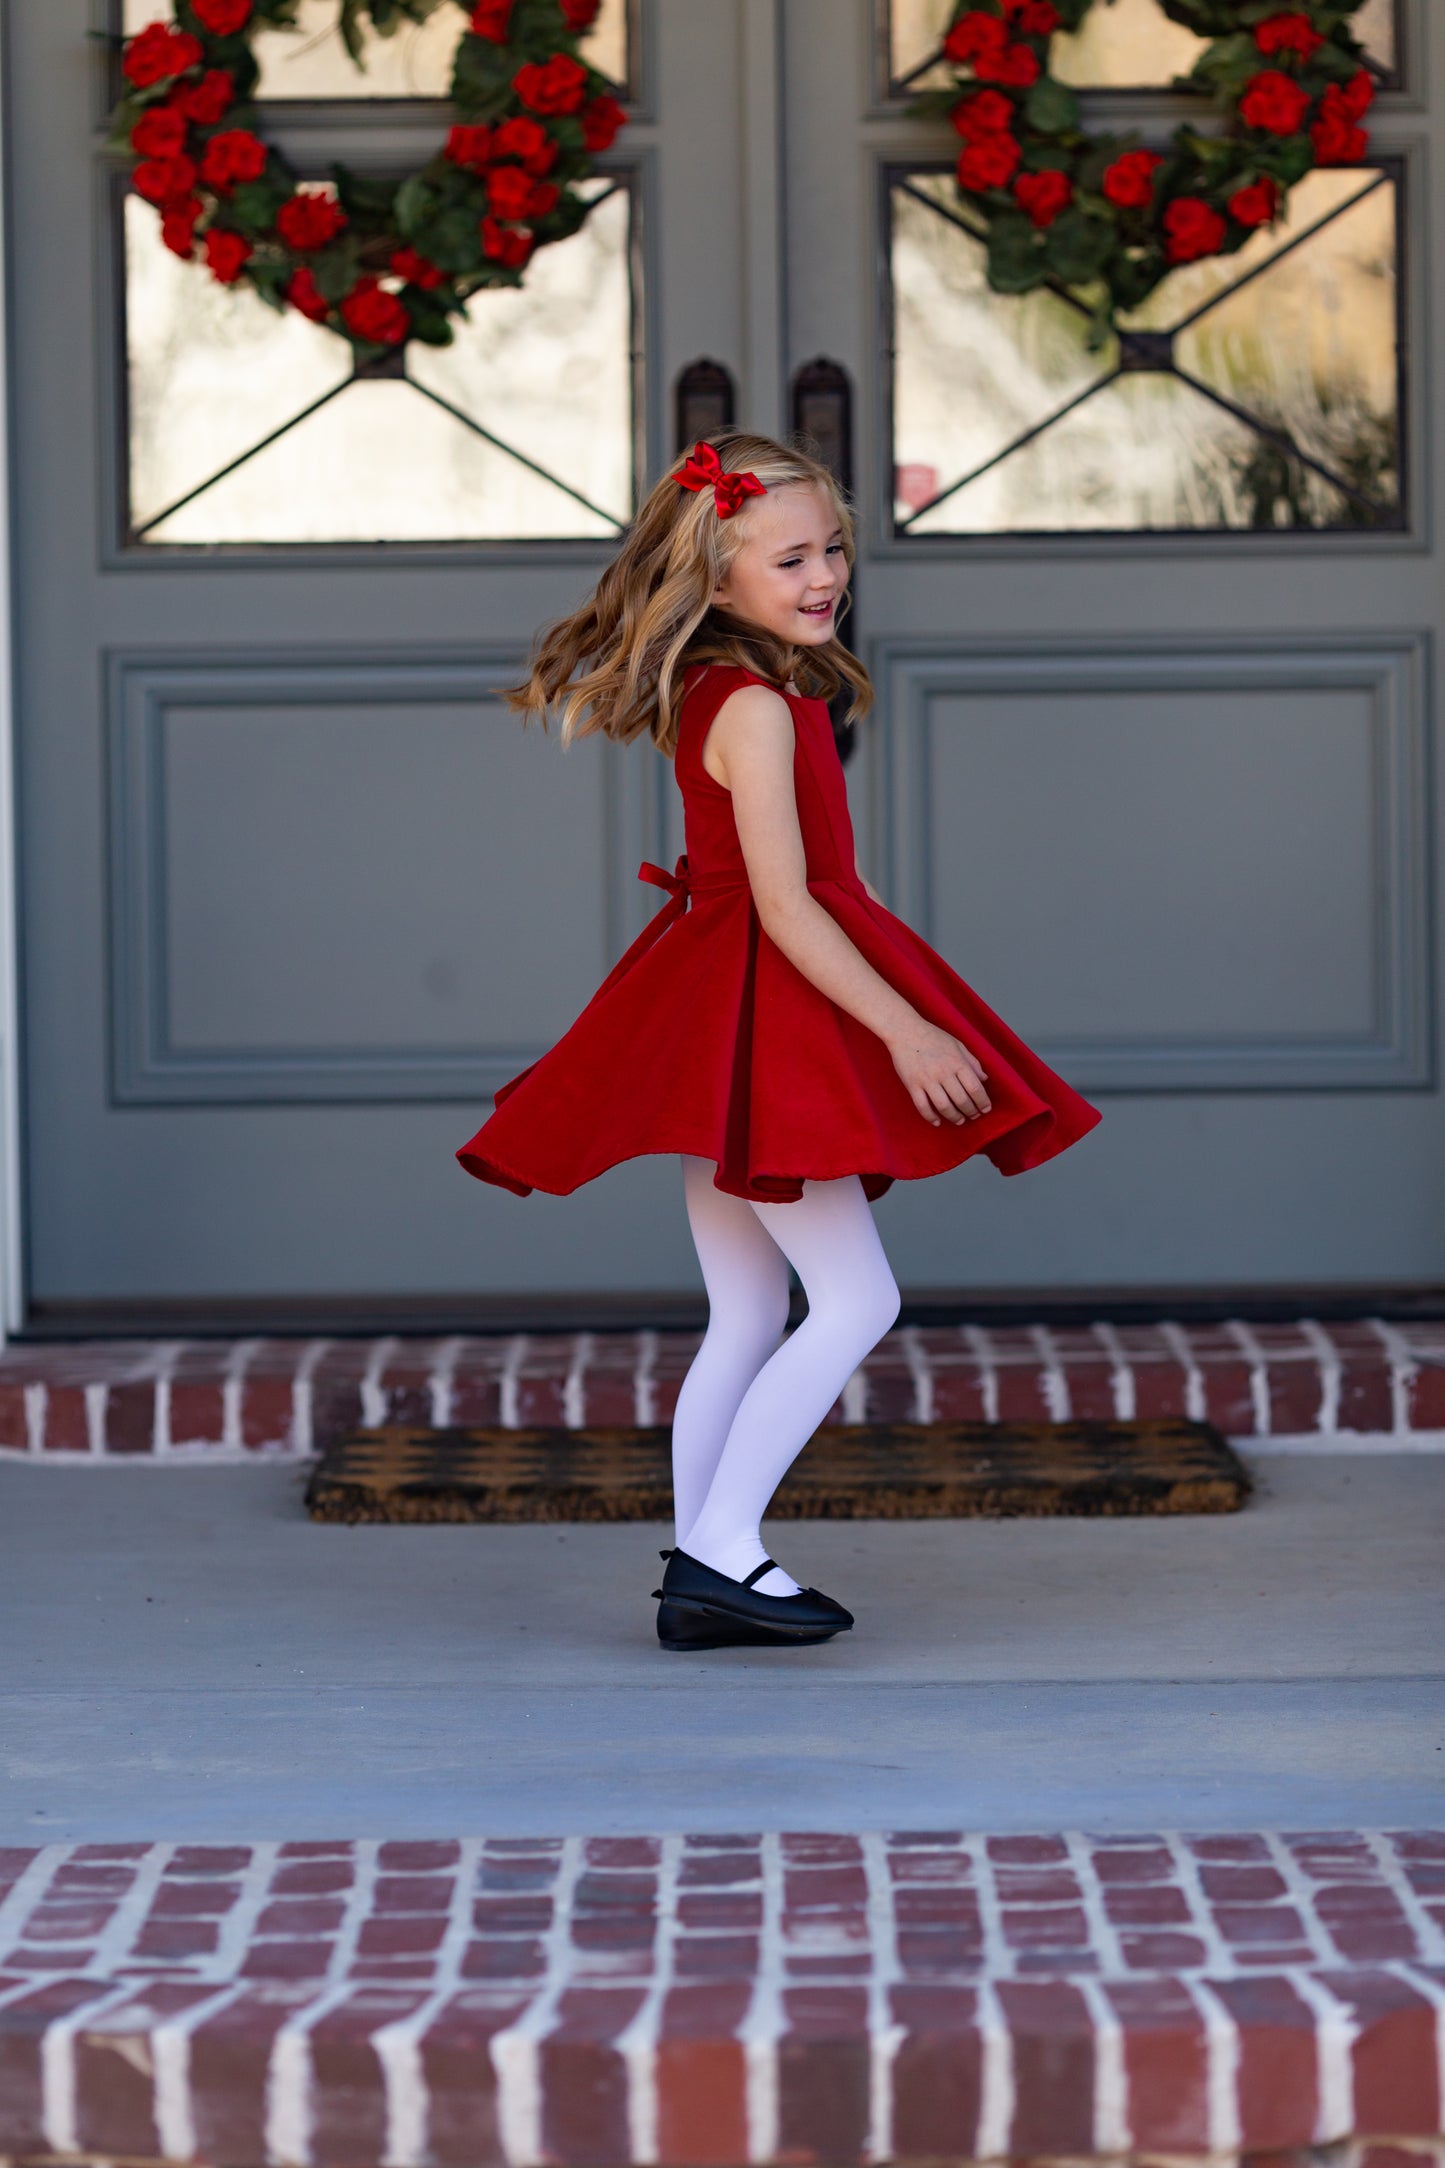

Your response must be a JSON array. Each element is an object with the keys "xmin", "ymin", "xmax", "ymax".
[{"xmin": 671, "ymin": 1154, "xmax": 901, "ymax": 1597}]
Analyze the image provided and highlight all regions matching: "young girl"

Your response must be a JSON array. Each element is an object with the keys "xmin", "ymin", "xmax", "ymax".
[{"xmin": 456, "ymin": 432, "xmax": 1101, "ymax": 1651}]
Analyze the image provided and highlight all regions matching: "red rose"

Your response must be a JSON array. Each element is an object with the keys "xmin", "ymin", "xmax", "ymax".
[
  {"xmin": 470, "ymin": 0, "xmax": 513, "ymax": 38},
  {"xmin": 580, "ymin": 93, "xmax": 627, "ymax": 151},
  {"xmin": 275, "ymin": 189, "xmax": 347, "ymax": 251},
  {"xmin": 171, "ymin": 68, "xmax": 234, "ymax": 123},
  {"xmin": 203, "ymin": 227, "xmax": 251, "ymax": 283},
  {"xmin": 1227, "ymin": 175, "xmax": 1279, "ymax": 226},
  {"xmin": 444, "ymin": 122, "xmax": 494, "ymax": 171},
  {"xmin": 122, "ymin": 23, "xmax": 203, "ymax": 87},
  {"xmin": 1002, "ymin": 0, "xmax": 1060, "ymax": 31},
  {"xmin": 560, "ymin": 0, "xmax": 600, "ymax": 26},
  {"xmin": 340, "ymin": 277, "xmax": 410, "ymax": 345},
  {"xmin": 487, "ymin": 166, "xmax": 560, "ymax": 220},
  {"xmin": 133, "ymin": 153, "xmax": 198, "ymax": 206},
  {"xmin": 480, "ymin": 213, "xmax": 534, "ymax": 268},
  {"xmin": 1101, "ymin": 148, "xmax": 1163, "ymax": 208},
  {"xmin": 160, "ymin": 196, "xmax": 202, "ymax": 257},
  {"xmin": 943, "ymin": 10, "xmax": 1008, "ymax": 64},
  {"xmin": 1013, "ymin": 167, "xmax": 1072, "ymax": 226},
  {"xmin": 192, "ymin": 0, "xmax": 252, "ymax": 32},
  {"xmin": 1239, "ymin": 68, "xmax": 1311, "ymax": 135},
  {"xmin": 1252, "ymin": 11, "xmax": 1324, "ymax": 59},
  {"xmin": 1338, "ymin": 67, "xmax": 1376, "ymax": 119},
  {"xmin": 951, "ymin": 87, "xmax": 1014, "ymax": 137},
  {"xmin": 513, "ymin": 54, "xmax": 589, "ymax": 115},
  {"xmin": 1162, "ymin": 195, "xmax": 1227, "ymax": 263},
  {"xmin": 956, "ymin": 132, "xmax": 1021, "ymax": 190},
  {"xmin": 285, "ymin": 265, "xmax": 331, "ymax": 322},
  {"xmin": 491, "ymin": 116, "xmax": 556, "ymax": 173},
  {"xmin": 131, "ymin": 105, "xmax": 188, "ymax": 158},
  {"xmin": 198, "ymin": 128, "xmax": 267, "ymax": 191},
  {"xmin": 1310, "ymin": 110, "xmax": 1367, "ymax": 163},
  {"xmin": 391, "ymin": 245, "xmax": 446, "ymax": 289},
  {"xmin": 975, "ymin": 40, "xmax": 1040, "ymax": 85}
]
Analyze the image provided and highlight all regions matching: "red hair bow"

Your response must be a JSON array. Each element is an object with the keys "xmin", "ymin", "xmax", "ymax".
[{"xmin": 674, "ymin": 439, "xmax": 767, "ymax": 519}]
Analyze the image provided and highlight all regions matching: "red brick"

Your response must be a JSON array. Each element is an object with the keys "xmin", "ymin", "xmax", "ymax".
[
  {"xmin": 783, "ymin": 1865, "xmax": 867, "ymax": 1910},
  {"xmin": 1264, "ymin": 1361, "xmax": 1327, "ymax": 1432},
  {"xmin": 1199, "ymin": 1864, "xmax": 1287, "ymax": 1902},
  {"xmin": 586, "ymin": 1838, "xmax": 659, "ymax": 1869},
  {"xmin": 171, "ymin": 1845, "xmax": 252, "ymax": 1875},
  {"xmin": 133, "ymin": 1917, "xmax": 221, "ymax": 1958},
  {"xmin": 674, "ymin": 1934, "xmax": 758, "ymax": 1977},
  {"xmin": 678, "ymin": 1852, "xmax": 760, "ymax": 1887},
  {"xmin": 778, "ymin": 1985, "xmax": 871, "ymax": 2165},
  {"xmin": 996, "ymin": 1980, "xmax": 1095, "ymax": 2154},
  {"xmin": 240, "ymin": 1939, "xmax": 335, "ymax": 1979},
  {"xmin": 1001, "ymin": 1905, "xmax": 1090, "ymax": 1949},
  {"xmin": 1318, "ymin": 1968, "xmax": 1442, "ymax": 2132},
  {"xmin": 1213, "ymin": 1904, "xmax": 1306, "ymax": 1944},
  {"xmin": 419, "ymin": 1991, "xmax": 526, "ymax": 2167},
  {"xmin": 377, "ymin": 1840, "xmax": 461, "ymax": 1873},
  {"xmin": 255, "ymin": 1899, "xmax": 345, "ymax": 1936},
  {"xmin": 1334, "ymin": 1360, "xmax": 1395, "ymax": 1433},
  {"xmin": 992, "ymin": 1363, "xmax": 1052, "ymax": 1420},
  {"xmin": 311, "ymin": 1989, "xmax": 425, "ymax": 2168},
  {"xmin": 994, "ymin": 1869, "xmax": 1080, "ymax": 1903},
  {"xmin": 374, "ymin": 1875, "xmax": 454, "ymax": 1913},
  {"xmin": 929, "ymin": 1363, "xmax": 990, "ymax": 1419},
  {"xmin": 889, "ymin": 1983, "xmax": 983, "ymax": 2157},
  {"xmin": 677, "ymin": 1892, "xmax": 761, "ymax": 1931},
  {"xmin": 0, "ymin": 1981, "xmax": 119, "ymax": 2150},
  {"xmin": 167, "ymin": 1380, "xmax": 226, "ymax": 1447},
  {"xmin": 1058, "ymin": 1360, "xmax": 1119, "ymax": 1419},
  {"xmin": 986, "ymin": 1835, "xmax": 1068, "ymax": 1865},
  {"xmin": 1128, "ymin": 1359, "xmax": 1191, "ymax": 1418},
  {"xmin": 1092, "ymin": 1845, "xmax": 1173, "ymax": 1884},
  {"xmin": 460, "ymin": 1938, "xmax": 545, "ymax": 1980},
  {"xmin": 1103, "ymin": 1885, "xmax": 1190, "ymax": 1927},
  {"xmin": 540, "ymin": 1985, "xmax": 647, "ymax": 2166},
  {"xmin": 1104, "ymin": 1978, "xmax": 1211, "ymax": 2151},
  {"xmin": 189, "ymin": 1985, "xmax": 312, "ymax": 2167},
  {"xmin": 102, "ymin": 1379, "xmax": 157, "ymax": 1455},
  {"xmin": 150, "ymin": 1878, "xmax": 242, "ymax": 1918},
  {"xmin": 1208, "ymin": 1975, "xmax": 1319, "ymax": 2146},
  {"xmin": 1120, "ymin": 1930, "xmax": 1208, "ymax": 1969},
  {"xmin": 41, "ymin": 1384, "xmax": 91, "ymax": 1454},
  {"xmin": 74, "ymin": 1987, "xmax": 214, "ymax": 2156},
  {"xmin": 357, "ymin": 1915, "xmax": 447, "ymax": 1956},
  {"xmin": 1197, "ymin": 1358, "xmax": 1259, "ymax": 1434},
  {"xmin": 0, "ymin": 1384, "xmax": 27, "ymax": 1449},
  {"xmin": 240, "ymin": 1374, "xmax": 295, "ymax": 1450},
  {"xmin": 271, "ymin": 1860, "xmax": 353, "ymax": 1896},
  {"xmin": 1406, "ymin": 1362, "xmax": 1445, "ymax": 1430},
  {"xmin": 656, "ymin": 1981, "xmax": 751, "ymax": 2167}
]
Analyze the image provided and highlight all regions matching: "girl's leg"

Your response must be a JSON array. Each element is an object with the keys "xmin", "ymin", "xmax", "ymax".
[
  {"xmin": 670, "ymin": 1154, "xmax": 793, "ymax": 1548},
  {"xmin": 680, "ymin": 1174, "xmax": 901, "ymax": 1597}
]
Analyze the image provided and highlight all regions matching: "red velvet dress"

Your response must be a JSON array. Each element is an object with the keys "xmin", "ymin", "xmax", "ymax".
[{"xmin": 456, "ymin": 660, "xmax": 1102, "ymax": 1202}]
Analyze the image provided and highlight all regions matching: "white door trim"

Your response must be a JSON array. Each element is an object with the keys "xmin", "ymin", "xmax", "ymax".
[{"xmin": 0, "ymin": 22, "xmax": 24, "ymax": 1344}]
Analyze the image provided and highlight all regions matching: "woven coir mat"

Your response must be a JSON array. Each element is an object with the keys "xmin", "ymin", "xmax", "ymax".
[{"xmin": 304, "ymin": 1417, "xmax": 1250, "ymax": 1523}]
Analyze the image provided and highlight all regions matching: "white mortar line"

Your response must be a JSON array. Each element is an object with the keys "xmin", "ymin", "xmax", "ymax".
[
  {"xmin": 1181, "ymin": 1977, "xmax": 1242, "ymax": 2154},
  {"xmin": 23, "ymin": 1378, "xmax": 45, "ymax": 1454},
  {"xmin": 1286, "ymin": 1967, "xmax": 1358, "ymax": 2143},
  {"xmin": 152, "ymin": 1981, "xmax": 249, "ymax": 2160},
  {"xmin": 498, "ymin": 1335, "xmax": 530, "ymax": 1429},
  {"xmin": 1260, "ymin": 1832, "xmax": 1337, "ymax": 1967},
  {"xmin": 1395, "ymin": 1962, "xmax": 1445, "ymax": 2123},
  {"xmin": 972, "ymin": 1975, "xmax": 1015, "ymax": 2160},
  {"xmin": 618, "ymin": 1833, "xmax": 682, "ymax": 2164},
  {"xmin": 1224, "ymin": 1321, "xmax": 1273, "ymax": 1437},
  {"xmin": 1063, "ymin": 1832, "xmax": 1128, "ymax": 1976},
  {"xmin": 85, "ymin": 1381, "xmax": 108, "ymax": 1456},
  {"xmin": 739, "ymin": 1833, "xmax": 784, "ymax": 2164},
  {"xmin": 1030, "ymin": 1326, "xmax": 1071, "ymax": 1420},
  {"xmin": 292, "ymin": 1339, "xmax": 334, "ymax": 1456},
  {"xmin": 427, "ymin": 1338, "xmax": 467, "ymax": 1432},
  {"xmin": 635, "ymin": 1329, "xmax": 659, "ymax": 1427},
  {"xmin": 1074, "ymin": 1974, "xmax": 1129, "ymax": 2154},
  {"xmin": 1363, "ymin": 1832, "xmax": 1445, "ymax": 1965},
  {"xmin": 374, "ymin": 1836, "xmax": 484, "ymax": 2168},
  {"xmin": 563, "ymin": 1333, "xmax": 594, "ymax": 1429},
  {"xmin": 860, "ymin": 1831, "xmax": 904, "ymax": 2165},
  {"xmin": 263, "ymin": 1840, "xmax": 379, "ymax": 2168},
  {"xmin": 1091, "ymin": 1321, "xmax": 1136, "ymax": 1421},
  {"xmin": 489, "ymin": 1834, "xmax": 586, "ymax": 2168},
  {"xmin": 962, "ymin": 1326, "xmax": 999, "ymax": 1423},
  {"xmin": 85, "ymin": 1843, "xmax": 175, "ymax": 1976},
  {"xmin": 1158, "ymin": 1321, "xmax": 1206, "ymax": 1423},
  {"xmin": 1368, "ymin": 1317, "xmax": 1418, "ymax": 1439},
  {"xmin": 962, "ymin": 1832, "xmax": 1009, "ymax": 1980},
  {"xmin": 1296, "ymin": 1319, "xmax": 1342, "ymax": 1435},
  {"xmin": 149, "ymin": 1341, "xmax": 188, "ymax": 1457},
  {"xmin": 1160, "ymin": 1835, "xmax": 1237, "ymax": 1976},
  {"xmin": 221, "ymin": 1340, "xmax": 264, "ymax": 1452},
  {"xmin": 40, "ymin": 1979, "xmax": 141, "ymax": 2154},
  {"xmin": 360, "ymin": 1339, "xmax": 401, "ymax": 1429},
  {"xmin": 841, "ymin": 1360, "xmax": 868, "ymax": 1423},
  {"xmin": 0, "ymin": 1843, "xmax": 65, "ymax": 1948},
  {"xmin": 209, "ymin": 1842, "xmax": 283, "ymax": 1982}
]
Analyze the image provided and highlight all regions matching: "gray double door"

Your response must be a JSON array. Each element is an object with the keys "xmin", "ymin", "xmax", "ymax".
[{"xmin": 9, "ymin": 0, "xmax": 1443, "ymax": 1324}]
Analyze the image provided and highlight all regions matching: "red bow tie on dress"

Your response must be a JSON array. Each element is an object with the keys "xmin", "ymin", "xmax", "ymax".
[{"xmin": 674, "ymin": 440, "xmax": 767, "ymax": 518}]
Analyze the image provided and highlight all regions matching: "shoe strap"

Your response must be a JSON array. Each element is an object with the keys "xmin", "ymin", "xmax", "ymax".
[{"xmin": 741, "ymin": 1559, "xmax": 779, "ymax": 1589}]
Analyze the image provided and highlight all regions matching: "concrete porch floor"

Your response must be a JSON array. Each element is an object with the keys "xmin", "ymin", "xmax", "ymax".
[{"xmin": 3, "ymin": 1452, "xmax": 1442, "ymax": 1841}]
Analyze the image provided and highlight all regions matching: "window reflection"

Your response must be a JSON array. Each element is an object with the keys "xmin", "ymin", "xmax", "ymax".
[
  {"xmin": 889, "ymin": 166, "xmax": 1401, "ymax": 534},
  {"xmin": 125, "ymin": 179, "xmax": 635, "ymax": 544},
  {"xmin": 887, "ymin": 0, "xmax": 1397, "ymax": 94},
  {"xmin": 121, "ymin": 0, "xmax": 631, "ymax": 100}
]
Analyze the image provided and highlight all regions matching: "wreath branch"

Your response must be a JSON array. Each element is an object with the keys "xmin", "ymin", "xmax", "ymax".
[{"xmin": 108, "ymin": 0, "xmax": 630, "ymax": 355}]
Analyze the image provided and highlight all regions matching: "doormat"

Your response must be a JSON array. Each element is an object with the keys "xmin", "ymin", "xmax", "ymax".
[{"xmin": 304, "ymin": 1417, "xmax": 1250, "ymax": 1523}]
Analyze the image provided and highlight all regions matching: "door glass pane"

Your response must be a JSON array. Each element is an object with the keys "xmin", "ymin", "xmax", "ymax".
[
  {"xmin": 121, "ymin": 0, "xmax": 631, "ymax": 99},
  {"xmin": 887, "ymin": 0, "xmax": 1396, "ymax": 94},
  {"xmin": 889, "ymin": 165, "xmax": 1401, "ymax": 534},
  {"xmin": 125, "ymin": 178, "xmax": 635, "ymax": 544}
]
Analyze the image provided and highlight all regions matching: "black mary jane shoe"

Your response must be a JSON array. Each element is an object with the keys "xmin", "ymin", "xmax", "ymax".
[
  {"xmin": 652, "ymin": 1553, "xmax": 832, "ymax": 1651},
  {"xmin": 653, "ymin": 1547, "xmax": 854, "ymax": 1641}
]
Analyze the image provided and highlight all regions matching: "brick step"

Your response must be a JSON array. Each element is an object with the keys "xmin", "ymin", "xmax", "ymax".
[
  {"xmin": 0, "ymin": 1831, "xmax": 1442, "ymax": 2162},
  {"xmin": 2, "ymin": 1321, "xmax": 1444, "ymax": 1458}
]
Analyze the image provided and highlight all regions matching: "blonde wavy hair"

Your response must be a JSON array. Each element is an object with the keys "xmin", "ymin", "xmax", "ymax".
[{"xmin": 502, "ymin": 430, "xmax": 873, "ymax": 756}]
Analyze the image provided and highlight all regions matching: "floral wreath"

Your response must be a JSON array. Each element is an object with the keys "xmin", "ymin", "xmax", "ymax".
[
  {"xmin": 107, "ymin": 0, "xmax": 628, "ymax": 354},
  {"xmin": 913, "ymin": 1, "xmax": 1378, "ymax": 337}
]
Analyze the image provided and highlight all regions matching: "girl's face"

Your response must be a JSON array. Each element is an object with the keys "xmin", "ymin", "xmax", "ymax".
[{"xmin": 710, "ymin": 481, "xmax": 849, "ymax": 648}]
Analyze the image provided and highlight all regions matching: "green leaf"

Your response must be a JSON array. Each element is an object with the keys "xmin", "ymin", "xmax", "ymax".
[
  {"xmin": 1042, "ymin": 207, "xmax": 1114, "ymax": 282},
  {"xmin": 311, "ymin": 237, "xmax": 361, "ymax": 302},
  {"xmin": 1023, "ymin": 75, "xmax": 1078, "ymax": 136},
  {"xmin": 985, "ymin": 211, "xmax": 1048, "ymax": 294}
]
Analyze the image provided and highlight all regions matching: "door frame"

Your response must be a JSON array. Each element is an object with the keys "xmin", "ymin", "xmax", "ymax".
[{"xmin": 0, "ymin": 12, "xmax": 24, "ymax": 1345}]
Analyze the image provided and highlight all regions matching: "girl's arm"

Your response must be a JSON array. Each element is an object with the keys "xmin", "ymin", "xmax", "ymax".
[{"xmin": 706, "ymin": 684, "xmax": 991, "ymax": 1128}]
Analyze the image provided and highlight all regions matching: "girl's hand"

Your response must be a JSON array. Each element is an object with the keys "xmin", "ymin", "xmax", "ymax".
[{"xmin": 888, "ymin": 1021, "xmax": 992, "ymax": 1126}]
